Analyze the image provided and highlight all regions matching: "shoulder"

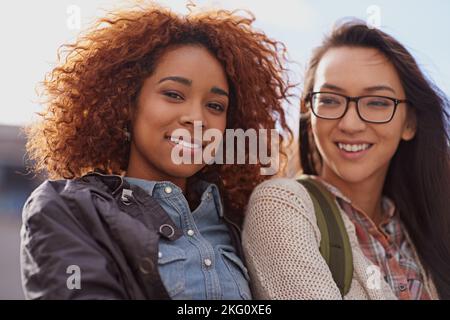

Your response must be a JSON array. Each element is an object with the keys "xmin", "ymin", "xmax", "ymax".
[
  {"xmin": 247, "ymin": 177, "xmax": 315, "ymax": 217},
  {"xmin": 23, "ymin": 180, "xmax": 69, "ymax": 217},
  {"xmin": 244, "ymin": 178, "xmax": 320, "ymax": 242},
  {"xmin": 22, "ymin": 178, "xmax": 97, "ymax": 224}
]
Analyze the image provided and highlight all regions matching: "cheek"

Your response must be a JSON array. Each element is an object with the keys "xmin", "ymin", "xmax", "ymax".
[
  {"xmin": 133, "ymin": 111, "xmax": 156, "ymax": 141},
  {"xmin": 372, "ymin": 126, "xmax": 403, "ymax": 158},
  {"xmin": 208, "ymin": 114, "xmax": 227, "ymax": 134},
  {"xmin": 139, "ymin": 96, "xmax": 170, "ymax": 122},
  {"xmin": 372, "ymin": 108, "xmax": 408, "ymax": 154},
  {"xmin": 135, "ymin": 98, "xmax": 176, "ymax": 130},
  {"xmin": 311, "ymin": 118, "xmax": 334, "ymax": 150}
]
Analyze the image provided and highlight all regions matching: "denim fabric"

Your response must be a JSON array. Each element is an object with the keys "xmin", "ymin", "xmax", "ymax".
[{"xmin": 124, "ymin": 177, "xmax": 251, "ymax": 300}]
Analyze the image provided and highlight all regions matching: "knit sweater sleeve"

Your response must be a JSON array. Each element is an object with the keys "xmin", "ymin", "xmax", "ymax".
[{"xmin": 242, "ymin": 178, "xmax": 342, "ymax": 299}]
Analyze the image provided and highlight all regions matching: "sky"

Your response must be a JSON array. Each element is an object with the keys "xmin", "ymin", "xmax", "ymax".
[{"xmin": 0, "ymin": 0, "xmax": 449, "ymax": 128}]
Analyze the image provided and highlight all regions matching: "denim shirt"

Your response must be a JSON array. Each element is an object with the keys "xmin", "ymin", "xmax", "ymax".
[{"xmin": 124, "ymin": 177, "xmax": 251, "ymax": 300}]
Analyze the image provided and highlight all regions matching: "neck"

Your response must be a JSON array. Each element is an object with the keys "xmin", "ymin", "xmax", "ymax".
[
  {"xmin": 126, "ymin": 148, "xmax": 186, "ymax": 192},
  {"xmin": 320, "ymin": 167, "xmax": 386, "ymax": 225},
  {"xmin": 125, "ymin": 168, "xmax": 186, "ymax": 192}
]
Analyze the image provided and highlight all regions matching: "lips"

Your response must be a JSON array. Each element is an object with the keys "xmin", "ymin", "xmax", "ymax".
[
  {"xmin": 334, "ymin": 141, "xmax": 374, "ymax": 160},
  {"xmin": 165, "ymin": 135, "xmax": 204, "ymax": 150},
  {"xmin": 336, "ymin": 142, "xmax": 373, "ymax": 153}
]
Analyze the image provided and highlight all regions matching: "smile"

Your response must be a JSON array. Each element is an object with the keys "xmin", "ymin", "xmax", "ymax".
[
  {"xmin": 336, "ymin": 143, "xmax": 373, "ymax": 153},
  {"xmin": 165, "ymin": 135, "xmax": 203, "ymax": 150},
  {"xmin": 334, "ymin": 141, "xmax": 374, "ymax": 160}
]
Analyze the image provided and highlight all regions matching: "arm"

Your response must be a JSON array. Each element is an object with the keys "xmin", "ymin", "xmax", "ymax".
[
  {"xmin": 242, "ymin": 178, "xmax": 342, "ymax": 299},
  {"xmin": 20, "ymin": 181, "xmax": 127, "ymax": 300}
]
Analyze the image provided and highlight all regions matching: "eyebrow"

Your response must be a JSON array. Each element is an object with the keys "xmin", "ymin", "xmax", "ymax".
[
  {"xmin": 363, "ymin": 85, "xmax": 396, "ymax": 95},
  {"xmin": 211, "ymin": 86, "xmax": 229, "ymax": 97},
  {"xmin": 319, "ymin": 83, "xmax": 396, "ymax": 95},
  {"xmin": 320, "ymin": 83, "xmax": 345, "ymax": 92},
  {"xmin": 158, "ymin": 76, "xmax": 192, "ymax": 86},
  {"xmin": 159, "ymin": 76, "xmax": 229, "ymax": 97}
]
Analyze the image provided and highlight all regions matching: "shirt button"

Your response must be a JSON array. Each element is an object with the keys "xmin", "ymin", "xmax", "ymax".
[
  {"xmin": 158, "ymin": 251, "xmax": 162, "ymax": 259},
  {"xmin": 204, "ymin": 258, "xmax": 212, "ymax": 267},
  {"xmin": 187, "ymin": 229, "xmax": 195, "ymax": 236},
  {"xmin": 164, "ymin": 186, "xmax": 172, "ymax": 194}
]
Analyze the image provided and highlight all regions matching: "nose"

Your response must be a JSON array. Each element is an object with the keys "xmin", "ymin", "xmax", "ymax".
[
  {"xmin": 337, "ymin": 101, "xmax": 366, "ymax": 133},
  {"xmin": 179, "ymin": 100, "xmax": 207, "ymax": 129}
]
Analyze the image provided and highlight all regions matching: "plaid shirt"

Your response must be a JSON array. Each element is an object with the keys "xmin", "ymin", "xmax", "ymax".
[{"xmin": 315, "ymin": 177, "xmax": 430, "ymax": 300}]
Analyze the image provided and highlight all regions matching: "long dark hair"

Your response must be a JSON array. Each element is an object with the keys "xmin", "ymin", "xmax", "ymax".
[{"xmin": 300, "ymin": 20, "xmax": 450, "ymax": 299}]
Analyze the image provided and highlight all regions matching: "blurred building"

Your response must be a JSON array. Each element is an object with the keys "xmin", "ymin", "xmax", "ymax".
[
  {"xmin": 0, "ymin": 125, "xmax": 43, "ymax": 217},
  {"xmin": 0, "ymin": 124, "xmax": 43, "ymax": 299}
]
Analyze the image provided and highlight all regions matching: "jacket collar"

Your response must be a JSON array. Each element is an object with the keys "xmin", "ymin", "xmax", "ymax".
[
  {"xmin": 82, "ymin": 170, "xmax": 127, "ymax": 196},
  {"xmin": 81, "ymin": 170, "xmax": 244, "ymax": 259}
]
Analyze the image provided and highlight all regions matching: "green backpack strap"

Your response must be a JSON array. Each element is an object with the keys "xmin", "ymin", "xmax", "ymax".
[{"xmin": 297, "ymin": 176, "xmax": 353, "ymax": 297}]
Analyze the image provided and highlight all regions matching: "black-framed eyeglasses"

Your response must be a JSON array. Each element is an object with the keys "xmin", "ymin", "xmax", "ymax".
[{"xmin": 306, "ymin": 91, "xmax": 409, "ymax": 124}]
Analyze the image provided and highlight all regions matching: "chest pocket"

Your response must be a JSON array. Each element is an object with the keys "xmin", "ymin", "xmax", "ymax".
[
  {"xmin": 218, "ymin": 245, "xmax": 252, "ymax": 300},
  {"xmin": 158, "ymin": 243, "xmax": 187, "ymax": 297}
]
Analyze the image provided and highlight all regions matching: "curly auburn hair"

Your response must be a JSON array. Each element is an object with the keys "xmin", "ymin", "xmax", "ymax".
[{"xmin": 26, "ymin": 3, "xmax": 294, "ymax": 222}]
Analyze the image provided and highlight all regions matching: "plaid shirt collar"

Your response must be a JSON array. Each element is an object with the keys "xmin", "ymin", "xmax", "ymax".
[{"xmin": 311, "ymin": 175, "xmax": 430, "ymax": 300}]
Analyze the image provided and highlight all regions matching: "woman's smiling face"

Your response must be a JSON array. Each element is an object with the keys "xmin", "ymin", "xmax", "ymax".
[
  {"xmin": 311, "ymin": 46, "xmax": 416, "ymax": 185},
  {"xmin": 127, "ymin": 45, "xmax": 229, "ymax": 185}
]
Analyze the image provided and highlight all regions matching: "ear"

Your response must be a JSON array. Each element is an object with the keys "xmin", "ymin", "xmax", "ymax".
[{"xmin": 401, "ymin": 109, "xmax": 417, "ymax": 141}]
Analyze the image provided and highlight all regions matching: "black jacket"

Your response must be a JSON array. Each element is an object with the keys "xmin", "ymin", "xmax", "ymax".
[{"xmin": 20, "ymin": 171, "xmax": 243, "ymax": 299}]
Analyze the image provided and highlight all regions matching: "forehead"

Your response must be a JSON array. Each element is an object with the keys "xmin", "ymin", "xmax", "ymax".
[
  {"xmin": 314, "ymin": 47, "xmax": 403, "ymax": 93},
  {"xmin": 153, "ymin": 45, "xmax": 227, "ymax": 81}
]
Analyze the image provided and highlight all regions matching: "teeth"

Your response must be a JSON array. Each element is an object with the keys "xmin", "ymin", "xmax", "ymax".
[
  {"xmin": 169, "ymin": 136, "xmax": 201, "ymax": 149},
  {"xmin": 337, "ymin": 143, "xmax": 371, "ymax": 152}
]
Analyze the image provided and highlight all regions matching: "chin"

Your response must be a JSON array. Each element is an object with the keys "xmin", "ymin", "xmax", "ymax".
[
  {"xmin": 338, "ymin": 173, "xmax": 370, "ymax": 184},
  {"xmin": 163, "ymin": 164, "xmax": 205, "ymax": 179},
  {"xmin": 329, "ymin": 163, "xmax": 374, "ymax": 185}
]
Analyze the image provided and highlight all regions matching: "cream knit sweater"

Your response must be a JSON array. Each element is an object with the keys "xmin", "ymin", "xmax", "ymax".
[{"xmin": 242, "ymin": 178, "xmax": 439, "ymax": 300}]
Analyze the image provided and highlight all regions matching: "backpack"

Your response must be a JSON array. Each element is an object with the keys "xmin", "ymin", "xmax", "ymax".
[{"xmin": 297, "ymin": 175, "xmax": 353, "ymax": 297}]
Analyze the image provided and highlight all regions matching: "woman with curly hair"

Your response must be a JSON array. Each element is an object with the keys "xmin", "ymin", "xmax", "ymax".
[{"xmin": 21, "ymin": 3, "xmax": 292, "ymax": 300}]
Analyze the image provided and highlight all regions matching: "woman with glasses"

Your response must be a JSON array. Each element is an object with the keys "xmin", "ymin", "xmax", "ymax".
[{"xmin": 242, "ymin": 21, "xmax": 450, "ymax": 299}]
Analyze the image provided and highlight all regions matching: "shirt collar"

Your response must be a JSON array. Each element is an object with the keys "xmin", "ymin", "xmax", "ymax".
[
  {"xmin": 123, "ymin": 176, "xmax": 224, "ymax": 217},
  {"xmin": 308, "ymin": 175, "xmax": 353, "ymax": 203},
  {"xmin": 124, "ymin": 176, "xmax": 159, "ymax": 196},
  {"xmin": 197, "ymin": 180, "xmax": 224, "ymax": 218},
  {"xmin": 381, "ymin": 196, "xmax": 396, "ymax": 219},
  {"xmin": 309, "ymin": 175, "xmax": 397, "ymax": 221}
]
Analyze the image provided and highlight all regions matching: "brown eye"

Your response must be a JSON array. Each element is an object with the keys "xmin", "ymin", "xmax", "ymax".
[
  {"xmin": 207, "ymin": 102, "xmax": 225, "ymax": 112},
  {"xmin": 163, "ymin": 91, "xmax": 184, "ymax": 100},
  {"xmin": 366, "ymin": 99, "xmax": 391, "ymax": 107}
]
